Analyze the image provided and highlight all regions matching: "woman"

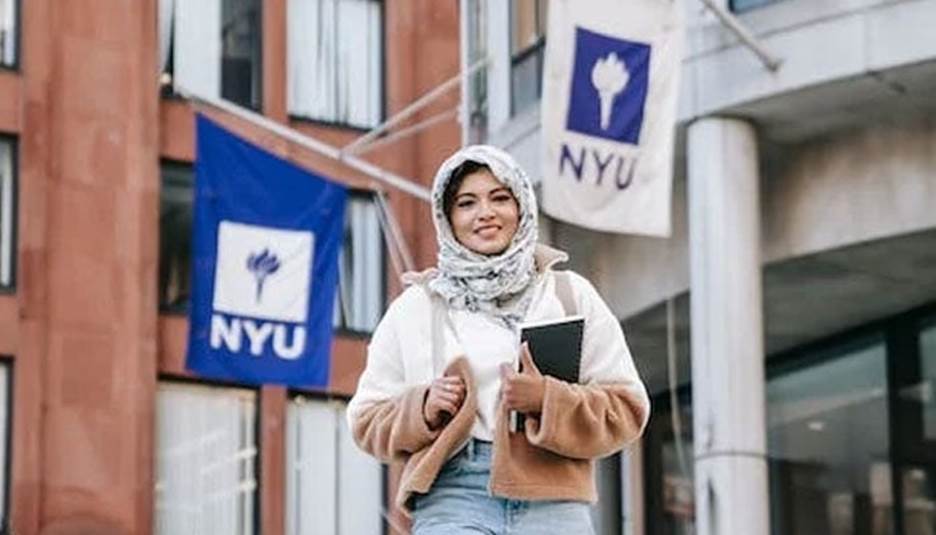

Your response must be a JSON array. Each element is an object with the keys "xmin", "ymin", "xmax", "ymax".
[{"xmin": 347, "ymin": 145, "xmax": 649, "ymax": 534}]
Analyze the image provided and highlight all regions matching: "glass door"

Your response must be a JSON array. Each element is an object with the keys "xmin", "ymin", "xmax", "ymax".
[
  {"xmin": 893, "ymin": 317, "xmax": 936, "ymax": 535},
  {"xmin": 766, "ymin": 338, "xmax": 894, "ymax": 535}
]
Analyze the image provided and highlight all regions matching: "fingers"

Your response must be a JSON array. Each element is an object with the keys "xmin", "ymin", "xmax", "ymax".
[
  {"xmin": 519, "ymin": 343, "xmax": 539, "ymax": 376},
  {"xmin": 426, "ymin": 377, "xmax": 466, "ymax": 422},
  {"xmin": 433, "ymin": 397, "xmax": 459, "ymax": 415},
  {"xmin": 433, "ymin": 377, "xmax": 466, "ymax": 400}
]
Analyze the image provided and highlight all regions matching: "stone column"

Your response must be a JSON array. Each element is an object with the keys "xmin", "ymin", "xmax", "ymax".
[
  {"xmin": 688, "ymin": 117, "xmax": 769, "ymax": 535},
  {"xmin": 21, "ymin": 1, "xmax": 160, "ymax": 533}
]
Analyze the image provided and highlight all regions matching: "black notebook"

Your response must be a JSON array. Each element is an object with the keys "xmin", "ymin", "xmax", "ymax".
[{"xmin": 511, "ymin": 315, "xmax": 585, "ymax": 432}]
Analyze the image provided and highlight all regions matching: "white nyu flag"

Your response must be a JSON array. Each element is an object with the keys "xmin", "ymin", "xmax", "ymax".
[{"xmin": 541, "ymin": 0, "xmax": 684, "ymax": 236}]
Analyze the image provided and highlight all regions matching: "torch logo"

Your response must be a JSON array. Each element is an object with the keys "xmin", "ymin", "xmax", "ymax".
[
  {"xmin": 591, "ymin": 53, "xmax": 630, "ymax": 131},
  {"xmin": 247, "ymin": 248, "xmax": 281, "ymax": 303},
  {"xmin": 566, "ymin": 27, "xmax": 650, "ymax": 145}
]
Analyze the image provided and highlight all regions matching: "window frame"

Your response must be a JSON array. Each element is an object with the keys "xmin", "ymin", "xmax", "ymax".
[
  {"xmin": 159, "ymin": 0, "xmax": 264, "ymax": 112},
  {"xmin": 0, "ymin": 134, "xmax": 16, "ymax": 293},
  {"xmin": 158, "ymin": 158, "xmax": 195, "ymax": 315},
  {"xmin": 0, "ymin": 358, "xmax": 12, "ymax": 533},
  {"xmin": 284, "ymin": 391, "xmax": 387, "ymax": 535},
  {"xmin": 154, "ymin": 376, "xmax": 262, "ymax": 535},
  {"xmin": 332, "ymin": 189, "xmax": 388, "ymax": 338},
  {"xmin": 285, "ymin": 0, "xmax": 387, "ymax": 131},
  {"xmin": 508, "ymin": 0, "xmax": 547, "ymax": 117},
  {"xmin": 0, "ymin": 0, "xmax": 21, "ymax": 72}
]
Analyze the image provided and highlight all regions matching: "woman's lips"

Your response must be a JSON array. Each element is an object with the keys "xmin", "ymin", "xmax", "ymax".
[{"xmin": 475, "ymin": 225, "xmax": 501, "ymax": 238}]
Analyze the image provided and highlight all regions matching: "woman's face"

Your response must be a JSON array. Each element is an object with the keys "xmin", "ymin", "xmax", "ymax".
[{"xmin": 448, "ymin": 169, "xmax": 520, "ymax": 256}]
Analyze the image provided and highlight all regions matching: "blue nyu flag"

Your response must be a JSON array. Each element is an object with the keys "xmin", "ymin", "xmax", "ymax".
[{"xmin": 187, "ymin": 115, "xmax": 347, "ymax": 387}]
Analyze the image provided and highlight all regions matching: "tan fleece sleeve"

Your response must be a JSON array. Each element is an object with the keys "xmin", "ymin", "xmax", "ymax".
[
  {"xmin": 351, "ymin": 384, "xmax": 441, "ymax": 463},
  {"xmin": 524, "ymin": 376, "xmax": 649, "ymax": 460}
]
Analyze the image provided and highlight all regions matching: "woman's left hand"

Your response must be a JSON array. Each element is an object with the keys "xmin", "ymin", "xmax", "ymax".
[{"xmin": 499, "ymin": 343, "xmax": 546, "ymax": 414}]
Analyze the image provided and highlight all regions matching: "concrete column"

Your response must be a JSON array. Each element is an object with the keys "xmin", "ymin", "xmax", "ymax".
[{"xmin": 688, "ymin": 117, "xmax": 769, "ymax": 535}]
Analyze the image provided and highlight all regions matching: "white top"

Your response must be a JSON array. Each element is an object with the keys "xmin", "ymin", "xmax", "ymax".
[{"xmin": 347, "ymin": 269, "xmax": 648, "ymax": 442}]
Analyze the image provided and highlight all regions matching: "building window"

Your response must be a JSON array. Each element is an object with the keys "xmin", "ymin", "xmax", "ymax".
[
  {"xmin": 287, "ymin": 0, "xmax": 383, "ymax": 129},
  {"xmin": 729, "ymin": 0, "xmax": 780, "ymax": 12},
  {"xmin": 645, "ymin": 306, "xmax": 936, "ymax": 535},
  {"xmin": 0, "ymin": 362, "xmax": 10, "ymax": 528},
  {"xmin": 334, "ymin": 194, "xmax": 385, "ymax": 333},
  {"xmin": 286, "ymin": 397, "xmax": 383, "ymax": 535},
  {"xmin": 767, "ymin": 338, "xmax": 892, "ymax": 534},
  {"xmin": 510, "ymin": 0, "xmax": 547, "ymax": 115},
  {"xmin": 643, "ymin": 393, "xmax": 695, "ymax": 535},
  {"xmin": 159, "ymin": 0, "xmax": 263, "ymax": 110},
  {"xmin": 0, "ymin": 139, "xmax": 14, "ymax": 289},
  {"xmin": 0, "ymin": 0, "xmax": 16, "ymax": 68},
  {"xmin": 155, "ymin": 382, "xmax": 258, "ymax": 535},
  {"xmin": 915, "ymin": 320, "xmax": 936, "ymax": 442},
  {"xmin": 159, "ymin": 162, "xmax": 194, "ymax": 311},
  {"xmin": 895, "ymin": 316, "xmax": 936, "ymax": 532}
]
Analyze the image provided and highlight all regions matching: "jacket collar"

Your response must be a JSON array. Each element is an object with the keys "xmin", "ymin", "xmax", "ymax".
[{"xmin": 533, "ymin": 243, "xmax": 569, "ymax": 274}]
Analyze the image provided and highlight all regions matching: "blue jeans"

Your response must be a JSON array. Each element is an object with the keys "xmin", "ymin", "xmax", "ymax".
[{"xmin": 411, "ymin": 439, "xmax": 595, "ymax": 535}]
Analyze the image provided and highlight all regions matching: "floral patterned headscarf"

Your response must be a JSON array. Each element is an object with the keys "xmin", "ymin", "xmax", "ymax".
[{"xmin": 427, "ymin": 145, "xmax": 539, "ymax": 328}]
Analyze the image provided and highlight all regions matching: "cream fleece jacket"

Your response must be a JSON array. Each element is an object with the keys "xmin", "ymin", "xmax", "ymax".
[{"xmin": 347, "ymin": 246, "xmax": 650, "ymax": 511}]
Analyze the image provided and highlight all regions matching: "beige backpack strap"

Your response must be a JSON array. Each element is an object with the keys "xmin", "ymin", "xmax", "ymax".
[{"xmin": 554, "ymin": 270, "xmax": 577, "ymax": 316}]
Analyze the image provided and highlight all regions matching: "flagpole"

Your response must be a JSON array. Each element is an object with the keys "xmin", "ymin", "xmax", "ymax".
[
  {"xmin": 697, "ymin": 0, "xmax": 782, "ymax": 71},
  {"xmin": 340, "ymin": 57, "xmax": 489, "ymax": 156},
  {"xmin": 177, "ymin": 86, "xmax": 433, "ymax": 203}
]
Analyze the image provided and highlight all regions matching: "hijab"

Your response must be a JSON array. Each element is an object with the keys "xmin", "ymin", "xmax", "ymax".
[{"xmin": 426, "ymin": 145, "xmax": 539, "ymax": 328}]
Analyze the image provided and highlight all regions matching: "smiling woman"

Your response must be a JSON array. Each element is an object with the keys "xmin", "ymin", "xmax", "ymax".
[{"xmin": 347, "ymin": 145, "xmax": 650, "ymax": 535}]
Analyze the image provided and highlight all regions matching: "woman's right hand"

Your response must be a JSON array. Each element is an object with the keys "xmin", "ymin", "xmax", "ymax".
[{"xmin": 423, "ymin": 376, "xmax": 466, "ymax": 430}]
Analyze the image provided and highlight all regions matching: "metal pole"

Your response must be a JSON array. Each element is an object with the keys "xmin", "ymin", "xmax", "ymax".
[
  {"xmin": 341, "ymin": 57, "xmax": 489, "ymax": 155},
  {"xmin": 354, "ymin": 108, "xmax": 459, "ymax": 157},
  {"xmin": 459, "ymin": 0, "xmax": 472, "ymax": 147},
  {"xmin": 177, "ymin": 86, "xmax": 432, "ymax": 203},
  {"xmin": 698, "ymin": 0, "xmax": 782, "ymax": 71}
]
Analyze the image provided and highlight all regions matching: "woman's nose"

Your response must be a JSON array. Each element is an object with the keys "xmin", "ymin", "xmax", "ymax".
[{"xmin": 477, "ymin": 201, "xmax": 496, "ymax": 219}]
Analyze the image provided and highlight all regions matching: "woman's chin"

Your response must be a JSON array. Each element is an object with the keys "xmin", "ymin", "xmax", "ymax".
[{"xmin": 465, "ymin": 240, "xmax": 509, "ymax": 256}]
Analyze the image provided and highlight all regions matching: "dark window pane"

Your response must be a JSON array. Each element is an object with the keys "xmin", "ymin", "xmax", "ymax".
[
  {"xmin": 510, "ymin": 0, "xmax": 546, "ymax": 116},
  {"xmin": 730, "ymin": 0, "xmax": 780, "ymax": 12},
  {"xmin": 767, "ymin": 340, "xmax": 894, "ymax": 535},
  {"xmin": 221, "ymin": 0, "xmax": 262, "ymax": 109},
  {"xmin": 645, "ymin": 398, "xmax": 695, "ymax": 535},
  {"xmin": 919, "ymin": 322, "xmax": 936, "ymax": 442},
  {"xmin": 0, "ymin": 0, "xmax": 16, "ymax": 67},
  {"xmin": 510, "ymin": 47, "xmax": 543, "ymax": 115},
  {"xmin": 159, "ymin": 163, "xmax": 194, "ymax": 311}
]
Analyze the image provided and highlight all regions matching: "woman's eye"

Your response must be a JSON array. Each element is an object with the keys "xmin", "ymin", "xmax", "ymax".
[
  {"xmin": 456, "ymin": 199, "xmax": 475, "ymax": 209},
  {"xmin": 492, "ymin": 195, "xmax": 512, "ymax": 203}
]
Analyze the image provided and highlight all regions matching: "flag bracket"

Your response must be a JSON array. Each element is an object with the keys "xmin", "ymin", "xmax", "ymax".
[
  {"xmin": 697, "ymin": 0, "xmax": 782, "ymax": 71},
  {"xmin": 176, "ymin": 85, "xmax": 433, "ymax": 204}
]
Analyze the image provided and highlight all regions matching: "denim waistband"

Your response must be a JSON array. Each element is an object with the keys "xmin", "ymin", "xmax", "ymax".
[{"xmin": 457, "ymin": 438, "xmax": 492, "ymax": 462}]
